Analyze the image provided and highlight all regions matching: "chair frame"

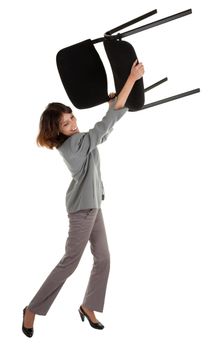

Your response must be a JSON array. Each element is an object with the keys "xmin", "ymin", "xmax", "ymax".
[{"xmin": 92, "ymin": 9, "xmax": 200, "ymax": 110}]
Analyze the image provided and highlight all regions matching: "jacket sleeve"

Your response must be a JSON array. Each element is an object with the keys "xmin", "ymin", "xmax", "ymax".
[
  {"xmin": 74, "ymin": 97, "xmax": 128, "ymax": 157},
  {"xmin": 100, "ymin": 126, "xmax": 114, "ymax": 143}
]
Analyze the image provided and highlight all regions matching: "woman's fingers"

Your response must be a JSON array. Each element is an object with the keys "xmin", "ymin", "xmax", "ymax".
[
  {"xmin": 130, "ymin": 60, "xmax": 145, "ymax": 81},
  {"xmin": 132, "ymin": 60, "xmax": 143, "ymax": 70},
  {"xmin": 132, "ymin": 59, "xmax": 138, "ymax": 67},
  {"xmin": 133, "ymin": 58, "xmax": 142, "ymax": 64},
  {"xmin": 108, "ymin": 92, "xmax": 116, "ymax": 99}
]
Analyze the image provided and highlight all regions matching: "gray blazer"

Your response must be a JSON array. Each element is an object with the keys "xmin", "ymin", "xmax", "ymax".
[{"xmin": 57, "ymin": 97, "xmax": 128, "ymax": 213}]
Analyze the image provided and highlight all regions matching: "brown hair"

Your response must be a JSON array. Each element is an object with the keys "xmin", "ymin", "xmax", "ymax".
[{"xmin": 36, "ymin": 102, "xmax": 72, "ymax": 149}]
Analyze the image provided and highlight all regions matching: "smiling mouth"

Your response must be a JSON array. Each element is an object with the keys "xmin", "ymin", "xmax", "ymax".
[{"xmin": 71, "ymin": 127, "xmax": 78, "ymax": 132}]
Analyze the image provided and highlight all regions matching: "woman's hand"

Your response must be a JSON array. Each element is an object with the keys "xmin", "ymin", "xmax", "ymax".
[
  {"xmin": 129, "ymin": 59, "xmax": 145, "ymax": 82},
  {"xmin": 108, "ymin": 92, "xmax": 117, "ymax": 107}
]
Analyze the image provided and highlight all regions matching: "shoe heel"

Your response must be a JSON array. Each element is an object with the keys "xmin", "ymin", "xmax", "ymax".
[
  {"xmin": 22, "ymin": 306, "xmax": 34, "ymax": 338},
  {"xmin": 78, "ymin": 309, "xmax": 85, "ymax": 322}
]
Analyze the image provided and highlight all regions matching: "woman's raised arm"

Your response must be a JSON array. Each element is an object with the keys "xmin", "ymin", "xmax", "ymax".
[{"xmin": 114, "ymin": 60, "xmax": 144, "ymax": 110}]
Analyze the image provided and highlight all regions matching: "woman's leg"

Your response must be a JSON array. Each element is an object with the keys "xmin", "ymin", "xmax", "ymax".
[
  {"xmin": 26, "ymin": 209, "xmax": 98, "ymax": 317},
  {"xmin": 81, "ymin": 208, "xmax": 110, "ymax": 313}
]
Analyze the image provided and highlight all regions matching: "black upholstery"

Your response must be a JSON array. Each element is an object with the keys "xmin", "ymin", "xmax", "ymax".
[
  {"xmin": 56, "ymin": 39, "xmax": 109, "ymax": 109},
  {"xmin": 103, "ymin": 38, "xmax": 144, "ymax": 111}
]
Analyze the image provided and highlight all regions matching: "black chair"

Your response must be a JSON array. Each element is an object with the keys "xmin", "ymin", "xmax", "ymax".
[{"xmin": 56, "ymin": 9, "xmax": 200, "ymax": 111}]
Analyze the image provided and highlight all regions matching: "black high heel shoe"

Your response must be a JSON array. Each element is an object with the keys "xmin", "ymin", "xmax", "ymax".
[
  {"xmin": 78, "ymin": 305, "xmax": 104, "ymax": 330},
  {"xmin": 22, "ymin": 307, "xmax": 34, "ymax": 337}
]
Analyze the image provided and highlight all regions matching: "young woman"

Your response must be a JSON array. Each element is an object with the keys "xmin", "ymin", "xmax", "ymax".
[{"xmin": 22, "ymin": 59, "xmax": 144, "ymax": 337}]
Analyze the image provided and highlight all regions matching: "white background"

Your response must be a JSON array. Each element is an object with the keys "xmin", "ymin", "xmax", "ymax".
[{"xmin": 0, "ymin": 0, "xmax": 208, "ymax": 349}]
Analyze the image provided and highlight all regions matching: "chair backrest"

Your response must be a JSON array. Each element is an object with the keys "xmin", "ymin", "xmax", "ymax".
[
  {"xmin": 103, "ymin": 38, "xmax": 144, "ymax": 111},
  {"xmin": 56, "ymin": 39, "xmax": 109, "ymax": 109}
]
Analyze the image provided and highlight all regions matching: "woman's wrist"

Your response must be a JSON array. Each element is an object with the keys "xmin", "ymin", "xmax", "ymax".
[
  {"xmin": 114, "ymin": 75, "xmax": 136, "ymax": 109},
  {"xmin": 127, "ymin": 74, "xmax": 136, "ymax": 85}
]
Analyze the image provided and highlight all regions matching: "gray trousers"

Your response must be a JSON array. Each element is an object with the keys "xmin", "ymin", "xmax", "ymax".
[{"xmin": 27, "ymin": 208, "xmax": 110, "ymax": 315}]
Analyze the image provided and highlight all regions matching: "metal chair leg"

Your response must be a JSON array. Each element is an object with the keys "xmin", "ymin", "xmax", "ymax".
[
  {"xmin": 105, "ymin": 9, "xmax": 157, "ymax": 36},
  {"xmin": 144, "ymin": 77, "xmax": 168, "ymax": 92},
  {"xmin": 93, "ymin": 9, "xmax": 192, "ymax": 43},
  {"xmin": 116, "ymin": 9, "xmax": 192, "ymax": 39},
  {"xmin": 140, "ymin": 88, "xmax": 200, "ymax": 110}
]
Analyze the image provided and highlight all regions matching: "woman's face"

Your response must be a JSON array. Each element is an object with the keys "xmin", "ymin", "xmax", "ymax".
[{"xmin": 59, "ymin": 112, "xmax": 80, "ymax": 136}]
